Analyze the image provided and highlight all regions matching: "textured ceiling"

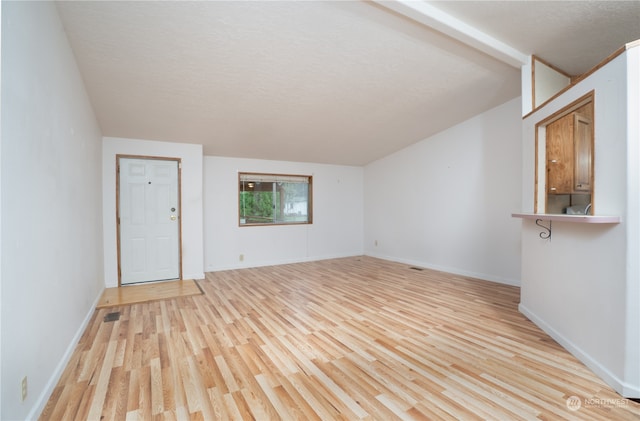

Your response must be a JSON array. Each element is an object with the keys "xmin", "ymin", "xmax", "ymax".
[
  {"xmin": 431, "ymin": 1, "xmax": 640, "ymax": 76},
  {"xmin": 55, "ymin": 1, "xmax": 640, "ymax": 166}
]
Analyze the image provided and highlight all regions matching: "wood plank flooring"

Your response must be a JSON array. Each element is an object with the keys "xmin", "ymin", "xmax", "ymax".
[
  {"xmin": 40, "ymin": 256, "xmax": 639, "ymax": 420},
  {"xmin": 97, "ymin": 279, "xmax": 202, "ymax": 308}
]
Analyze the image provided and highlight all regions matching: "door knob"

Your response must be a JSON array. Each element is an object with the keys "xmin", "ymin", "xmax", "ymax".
[{"xmin": 170, "ymin": 215, "xmax": 177, "ymax": 221}]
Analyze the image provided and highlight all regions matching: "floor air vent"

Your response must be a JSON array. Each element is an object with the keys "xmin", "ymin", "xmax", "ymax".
[
  {"xmin": 104, "ymin": 312, "xmax": 121, "ymax": 322},
  {"xmin": 409, "ymin": 267, "xmax": 424, "ymax": 271}
]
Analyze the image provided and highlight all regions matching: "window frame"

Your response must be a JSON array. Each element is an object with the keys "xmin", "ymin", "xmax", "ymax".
[
  {"xmin": 238, "ymin": 172, "xmax": 313, "ymax": 227},
  {"xmin": 534, "ymin": 91, "xmax": 594, "ymax": 215}
]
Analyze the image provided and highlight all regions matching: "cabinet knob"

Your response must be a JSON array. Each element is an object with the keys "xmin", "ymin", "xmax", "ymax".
[
  {"xmin": 551, "ymin": 159, "xmax": 558, "ymax": 163},
  {"xmin": 550, "ymin": 187, "xmax": 557, "ymax": 191}
]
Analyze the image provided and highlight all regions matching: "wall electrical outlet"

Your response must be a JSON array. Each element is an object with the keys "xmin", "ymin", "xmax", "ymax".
[
  {"xmin": 21, "ymin": 376, "xmax": 28, "ymax": 402},
  {"xmin": 239, "ymin": 254, "xmax": 244, "ymax": 262}
]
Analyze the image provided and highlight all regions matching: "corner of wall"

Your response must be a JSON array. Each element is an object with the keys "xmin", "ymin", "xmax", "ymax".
[
  {"xmin": 521, "ymin": 56, "xmax": 533, "ymax": 116},
  {"xmin": 26, "ymin": 288, "xmax": 104, "ymax": 420}
]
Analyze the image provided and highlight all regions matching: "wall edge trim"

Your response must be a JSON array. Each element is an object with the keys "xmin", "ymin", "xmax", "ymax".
[
  {"xmin": 518, "ymin": 303, "xmax": 639, "ymax": 399},
  {"xmin": 27, "ymin": 289, "xmax": 105, "ymax": 420}
]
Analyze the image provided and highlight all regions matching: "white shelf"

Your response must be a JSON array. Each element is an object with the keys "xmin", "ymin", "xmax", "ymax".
[{"xmin": 512, "ymin": 213, "xmax": 621, "ymax": 224}]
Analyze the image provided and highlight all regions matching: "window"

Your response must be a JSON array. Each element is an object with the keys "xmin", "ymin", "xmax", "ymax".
[{"xmin": 239, "ymin": 173, "xmax": 312, "ymax": 226}]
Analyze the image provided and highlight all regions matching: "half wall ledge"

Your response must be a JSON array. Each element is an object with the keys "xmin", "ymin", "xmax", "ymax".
[{"xmin": 512, "ymin": 213, "xmax": 621, "ymax": 224}]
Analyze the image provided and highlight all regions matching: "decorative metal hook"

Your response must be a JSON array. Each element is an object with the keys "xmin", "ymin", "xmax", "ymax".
[{"xmin": 535, "ymin": 219, "xmax": 552, "ymax": 240}]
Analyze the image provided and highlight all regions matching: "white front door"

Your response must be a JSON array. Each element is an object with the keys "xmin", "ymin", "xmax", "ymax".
[{"xmin": 118, "ymin": 157, "xmax": 181, "ymax": 285}]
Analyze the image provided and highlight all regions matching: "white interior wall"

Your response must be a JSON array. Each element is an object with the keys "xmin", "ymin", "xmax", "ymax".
[
  {"xmin": 534, "ymin": 58, "xmax": 571, "ymax": 108},
  {"xmin": 204, "ymin": 156, "xmax": 363, "ymax": 271},
  {"xmin": 1, "ymin": 3, "xmax": 105, "ymax": 419},
  {"xmin": 0, "ymin": 3, "xmax": 2, "ymax": 417},
  {"xmin": 623, "ymin": 42, "xmax": 640, "ymax": 398},
  {"xmin": 102, "ymin": 137, "xmax": 205, "ymax": 287},
  {"xmin": 1, "ymin": 3, "xmax": 4, "ymax": 413},
  {"xmin": 364, "ymin": 97, "xmax": 522, "ymax": 286},
  {"xmin": 519, "ymin": 47, "xmax": 639, "ymax": 397},
  {"xmin": 521, "ymin": 57, "xmax": 533, "ymax": 116}
]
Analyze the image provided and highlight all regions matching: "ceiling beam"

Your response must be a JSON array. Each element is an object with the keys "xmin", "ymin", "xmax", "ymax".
[{"xmin": 373, "ymin": 0, "xmax": 529, "ymax": 68}]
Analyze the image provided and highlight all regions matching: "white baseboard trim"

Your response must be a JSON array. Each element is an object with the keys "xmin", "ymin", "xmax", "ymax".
[
  {"xmin": 365, "ymin": 252, "xmax": 521, "ymax": 287},
  {"xmin": 26, "ymin": 288, "xmax": 105, "ymax": 420},
  {"xmin": 205, "ymin": 252, "xmax": 364, "ymax": 273},
  {"xmin": 183, "ymin": 272, "xmax": 205, "ymax": 280},
  {"xmin": 519, "ymin": 303, "xmax": 639, "ymax": 398}
]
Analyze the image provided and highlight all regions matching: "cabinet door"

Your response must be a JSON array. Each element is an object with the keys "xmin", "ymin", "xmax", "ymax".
[
  {"xmin": 573, "ymin": 113, "xmax": 592, "ymax": 192},
  {"xmin": 546, "ymin": 113, "xmax": 574, "ymax": 194}
]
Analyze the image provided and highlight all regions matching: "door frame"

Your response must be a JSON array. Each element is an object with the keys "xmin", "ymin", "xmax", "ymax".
[{"xmin": 116, "ymin": 154, "xmax": 183, "ymax": 286}]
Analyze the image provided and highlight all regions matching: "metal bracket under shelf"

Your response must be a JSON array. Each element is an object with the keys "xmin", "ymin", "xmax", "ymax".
[{"xmin": 535, "ymin": 219, "xmax": 552, "ymax": 240}]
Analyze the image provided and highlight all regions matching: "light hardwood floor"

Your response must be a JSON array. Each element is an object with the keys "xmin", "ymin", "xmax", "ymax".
[
  {"xmin": 97, "ymin": 279, "xmax": 202, "ymax": 308},
  {"xmin": 40, "ymin": 256, "xmax": 639, "ymax": 420}
]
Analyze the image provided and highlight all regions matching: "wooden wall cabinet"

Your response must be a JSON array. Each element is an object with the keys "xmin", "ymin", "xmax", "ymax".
[
  {"xmin": 546, "ymin": 111, "xmax": 592, "ymax": 195},
  {"xmin": 573, "ymin": 113, "xmax": 592, "ymax": 192},
  {"xmin": 546, "ymin": 113, "xmax": 574, "ymax": 194}
]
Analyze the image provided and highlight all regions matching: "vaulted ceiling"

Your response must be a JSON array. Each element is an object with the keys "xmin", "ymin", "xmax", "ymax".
[{"xmin": 56, "ymin": 1, "xmax": 640, "ymax": 166}]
